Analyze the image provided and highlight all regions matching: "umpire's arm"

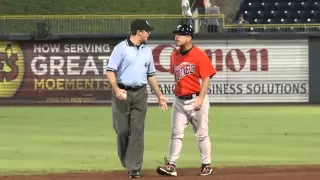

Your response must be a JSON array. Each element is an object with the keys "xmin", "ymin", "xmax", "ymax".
[
  {"xmin": 147, "ymin": 53, "xmax": 163, "ymax": 98},
  {"xmin": 106, "ymin": 45, "xmax": 122, "ymax": 92}
]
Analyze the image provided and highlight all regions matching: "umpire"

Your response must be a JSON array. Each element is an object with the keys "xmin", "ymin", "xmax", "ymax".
[{"xmin": 106, "ymin": 19, "xmax": 168, "ymax": 178}]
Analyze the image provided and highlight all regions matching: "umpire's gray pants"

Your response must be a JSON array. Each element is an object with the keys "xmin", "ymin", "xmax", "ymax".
[{"xmin": 111, "ymin": 85, "xmax": 148, "ymax": 172}]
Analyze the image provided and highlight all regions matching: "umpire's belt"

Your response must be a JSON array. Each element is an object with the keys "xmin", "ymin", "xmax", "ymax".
[
  {"xmin": 176, "ymin": 92, "xmax": 200, "ymax": 100},
  {"xmin": 118, "ymin": 83, "xmax": 146, "ymax": 91}
]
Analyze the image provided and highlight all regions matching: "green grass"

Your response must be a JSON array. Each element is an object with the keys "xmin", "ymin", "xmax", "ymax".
[
  {"xmin": 0, "ymin": 106, "xmax": 320, "ymax": 175},
  {"xmin": 0, "ymin": 0, "xmax": 183, "ymax": 35}
]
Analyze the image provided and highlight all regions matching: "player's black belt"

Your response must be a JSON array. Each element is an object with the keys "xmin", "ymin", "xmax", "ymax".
[
  {"xmin": 176, "ymin": 92, "xmax": 200, "ymax": 100},
  {"xmin": 118, "ymin": 83, "xmax": 146, "ymax": 91}
]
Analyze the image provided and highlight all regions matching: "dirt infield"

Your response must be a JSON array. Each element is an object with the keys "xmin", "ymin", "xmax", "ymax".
[{"xmin": 1, "ymin": 165, "xmax": 320, "ymax": 180}]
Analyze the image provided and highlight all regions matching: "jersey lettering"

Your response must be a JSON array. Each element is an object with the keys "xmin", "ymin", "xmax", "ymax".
[
  {"xmin": 173, "ymin": 63, "xmax": 196, "ymax": 83},
  {"xmin": 170, "ymin": 46, "xmax": 216, "ymax": 96}
]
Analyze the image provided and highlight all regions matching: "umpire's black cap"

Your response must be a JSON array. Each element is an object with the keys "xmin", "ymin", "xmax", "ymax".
[
  {"xmin": 172, "ymin": 24, "xmax": 194, "ymax": 36},
  {"xmin": 130, "ymin": 19, "xmax": 155, "ymax": 31}
]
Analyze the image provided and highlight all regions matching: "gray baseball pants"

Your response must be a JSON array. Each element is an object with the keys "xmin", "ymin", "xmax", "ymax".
[{"xmin": 111, "ymin": 85, "xmax": 148, "ymax": 172}]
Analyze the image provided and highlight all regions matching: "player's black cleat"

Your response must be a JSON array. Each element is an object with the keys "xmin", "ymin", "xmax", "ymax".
[
  {"xmin": 197, "ymin": 164, "xmax": 213, "ymax": 176},
  {"xmin": 156, "ymin": 157, "xmax": 178, "ymax": 176},
  {"xmin": 128, "ymin": 170, "xmax": 140, "ymax": 178}
]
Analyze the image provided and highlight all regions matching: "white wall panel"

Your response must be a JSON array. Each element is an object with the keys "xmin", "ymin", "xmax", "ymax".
[{"xmin": 146, "ymin": 39, "xmax": 309, "ymax": 103}]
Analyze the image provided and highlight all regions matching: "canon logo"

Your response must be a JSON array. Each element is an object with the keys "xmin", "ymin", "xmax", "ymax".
[{"xmin": 152, "ymin": 45, "xmax": 269, "ymax": 72}]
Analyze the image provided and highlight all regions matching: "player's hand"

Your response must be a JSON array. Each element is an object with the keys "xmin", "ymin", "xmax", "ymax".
[
  {"xmin": 193, "ymin": 98, "xmax": 203, "ymax": 111},
  {"xmin": 115, "ymin": 88, "xmax": 127, "ymax": 100},
  {"xmin": 158, "ymin": 95, "xmax": 168, "ymax": 111}
]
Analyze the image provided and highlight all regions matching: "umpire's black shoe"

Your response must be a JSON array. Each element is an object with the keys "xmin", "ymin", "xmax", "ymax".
[{"xmin": 128, "ymin": 170, "xmax": 140, "ymax": 178}]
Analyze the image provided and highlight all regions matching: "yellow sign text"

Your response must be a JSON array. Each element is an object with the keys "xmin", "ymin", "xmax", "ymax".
[{"xmin": 34, "ymin": 78, "xmax": 111, "ymax": 90}]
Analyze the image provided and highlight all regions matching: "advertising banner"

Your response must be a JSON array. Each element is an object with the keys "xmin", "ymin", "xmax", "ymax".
[
  {"xmin": 0, "ymin": 40, "xmax": 116, "ymax": 104},
  {"xmin": 0, "ymin": 39, "xmax": 309, "ymax": 105},
  {"xmin": 146, "ymin": 39, "xmax": 309, "ymax": 103}
]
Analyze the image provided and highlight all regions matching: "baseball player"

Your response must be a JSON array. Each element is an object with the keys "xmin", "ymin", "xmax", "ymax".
[{"xmin": 156, "ymin": 24, "xmax": 216, "ymax": 176}]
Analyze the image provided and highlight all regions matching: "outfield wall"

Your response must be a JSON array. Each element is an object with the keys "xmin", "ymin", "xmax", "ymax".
[{"xmin": 0, "ymin": 33, "xmax": 319, "ymax": 105}]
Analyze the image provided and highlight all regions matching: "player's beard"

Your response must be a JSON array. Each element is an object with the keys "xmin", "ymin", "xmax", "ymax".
[{"xmin": 181, "ymin": 42, "xmax": 193, "ymax": 51}]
